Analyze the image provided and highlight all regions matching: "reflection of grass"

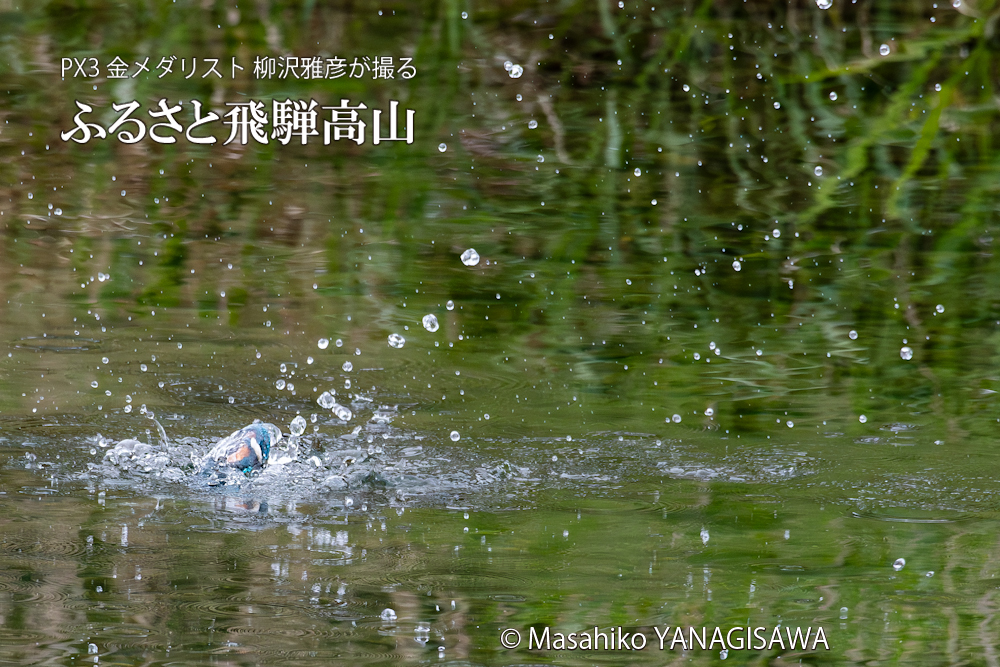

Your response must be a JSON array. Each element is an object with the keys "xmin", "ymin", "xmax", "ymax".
[{"xmin": 1, "ymin": 1, "xmax": 999, "ymax": 434}]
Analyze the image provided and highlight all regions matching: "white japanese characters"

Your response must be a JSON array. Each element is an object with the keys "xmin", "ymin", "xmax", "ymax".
[
  {"xmin": 60, "ymin": 56, "xmax": 415, "ymax": 80},
  {"xmin": 60, "ymin": 99, "xmax": 415, "ymax": 146}
]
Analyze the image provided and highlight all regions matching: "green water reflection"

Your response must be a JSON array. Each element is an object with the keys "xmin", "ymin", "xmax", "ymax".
[{"xmin": 2, "ymin": 0, "xmax": 1000, "ymax": 663}]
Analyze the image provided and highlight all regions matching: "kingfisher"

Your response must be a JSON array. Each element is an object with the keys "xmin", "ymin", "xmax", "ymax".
[{"xmin": 201, "ymin": 422, "xmax": 283, "ymax": 475}]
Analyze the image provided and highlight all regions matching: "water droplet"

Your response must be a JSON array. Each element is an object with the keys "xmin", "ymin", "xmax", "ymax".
[
  {"xmin": 318, "ymin": 338, "xmax": 330, "ymax": 349},
  {"xmin": 672, "ymin": 414, "xmax": 682, "ymax": 423},
  {"xmin": 705, "ymin": 407, "xmax": 714, "ymax": 417},
  {"xmin": 859, "ymin": 414, "xmax": 868, "ymax": 424},
  {"xmin": 91, "ymin": 381, "xmax": 98, "ymax": 388},
  {"xmin": 682, "ymin": 84, "xmax": 690, "ymax": 92},
  {"xmin": 307, "ymin": 356, "xmax": 314, "ymax": 365},
  {"xmin": 460, "ymin": 248, "xmax": 480, "ymax": 266},
  {"xmin": 275, "ymin": 379, "xmax": 286, "ymax": 390},
  {"xmin": 936, "ymin": 304, "xmax": 944, "ymax": 313},
  {"xmin": 140, "ymin": 364, "xmax": 147, "ymax": 372},
  {"xmin": 816, "ymin": 0, "xmax": 832, "ymax": 8},
  {"xmin": 633, "ymin": 167, "xmax": 641, "ymax": 177},
  {"xmin": 700, "ymin": 526, "xmax": 710, "ymax": 545},
  {"xmin": 450, "ymin": 431, "xmax": 461, "ymax": 442},
  {"xmin": 693, "ymin": 352, "xmax": 701, "ymax": 360},
  {"xmin": 773, "ymin": 101, "xmax": 781, "ymax": 109},
  {"xmin": 508, "ymin": 64, "xmax": 523, "ymax": 78},
  {"xmin": 334, "ymin": 404, "xmax": 353, "ymax": 421},
  {"xmin": 849, "ymin": 330, "xmax": 858, "ymax": 340},
  {"xmin": 528, "ymin": 120, "xmax": 538, "ymax": 129},
  {"xmin": 814, "ymin": 165, "xmax": 823, "ymax": 177},
  {"xmin": 88, "ymin": 643, "xmax": 98, "ymax": 655},
  {"xmin": 935, "ymin": 83, "xmax": 942, "ymax": 92},
  {"xmin": 536, "ymin": 154, "xmax": 544, "ymax": 163},
  {"xmin": 54, "ymin": 208, "xmax": 62, "ymax": 215},
  {"xmin": 879, "ymin": 43, "xmax": 890, "ymax": 56},
  {"xmin": 342, "ymin": 361, "xmax": 353, "ymax": 372},
  {"xmin": 732, "ymin": 260, "xmax": 742, "ymax": 272},
  {"xmin": 177, "ymin": 343, "xmax": 183, "ymax": 349},
  {"xmin": 503, "ymin": 60, "xmax": 513, "ymax": 71},
  {"xmin": 720, "ymin": 648, "xmax": 729, "ymax": 660},
  {"xmin": 446, "ymin": 300, "xmax": 455, "ymax": 311},
  {"xmin": 381, "ymin": 608, "xmax": 397, "ymax": 622},
  {"xmin": 840, "ymin": 607, "xmax": 848, "ymax": 619},
  {"xmin": 388, "ymin": 333, "xmax": 406, "ymax": 349},
  {"xmin": 102, "ymin": 356, "xmax": 109, "ymax": 364},
  {"xmin": 280, "ymin": 363, "xmax": 287, "ymax": 373},
  {"xmin": 829, "ymin": 91, "xmax": 838, "ymax": 101},
  {"xmin": 786, "ymin": 420, "xmax": 794, "ymax": 428},
  {"xmin": 290, "ymin": 415, "xmax": 307, "ymax": 436},
  {"xmin": 772, "ymin": 229, "xmax": 781, "ymax": 238},
  {"xmin": 952, "ymin": 0, "xmax": 961, "ymax": 7},
  {"xmin": 461, "ymin": 10, "xmax": 468, "ymax": 18},
  {"xmin": 318, "ymin": 391, "xmax": 336, "ymax": 409},
  {"xmin": 893, "ymin": 557, "xmax": 905, "ymax": 571},
  {"xmin": 438, "ymin": 143, "xmax": 447, "ymax": 152},
  {"xmin": 626, "ymin": 278, "xmax": 632, "ymax": 285},
  {"xmin": 422, "ymin": 314, "xmax": 440, "ymax": 332},
  {"xmin": 900, "ymin": 346, "xmax": 913, "ymax": 360}
]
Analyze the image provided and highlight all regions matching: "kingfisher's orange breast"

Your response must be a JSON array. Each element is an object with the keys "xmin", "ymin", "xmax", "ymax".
[{"xmin": 226, "ymin": 444, "xmax": 252, "ymax": 465}]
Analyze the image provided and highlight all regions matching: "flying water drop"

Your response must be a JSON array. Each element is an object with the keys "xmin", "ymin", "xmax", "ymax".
[
  {"xmin": 318, "ymin": 338, "xmax": 330, "ymax": 349},
  {"xmin": 289, "ymin": 415, "xmax": 307, "ymax": 436},
  {"xmin": 318, "ymin": 391, "xmax": 336, "ymax": 409},
  {"xmin": 422, "ymin": 314, "xmax": 440, "ymax": 332},
  {"xmin": 388, "ymin": 333, "xmax": 406, "ymax": 349},
  {"xmin": 460, "ymin": 249, "xmax": 480, "ymax": 266}
]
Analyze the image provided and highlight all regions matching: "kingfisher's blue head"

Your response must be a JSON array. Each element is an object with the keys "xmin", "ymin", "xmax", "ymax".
[{"xmin": 245, "ymin": 421, "xmax": 282, "ymax": 466}]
